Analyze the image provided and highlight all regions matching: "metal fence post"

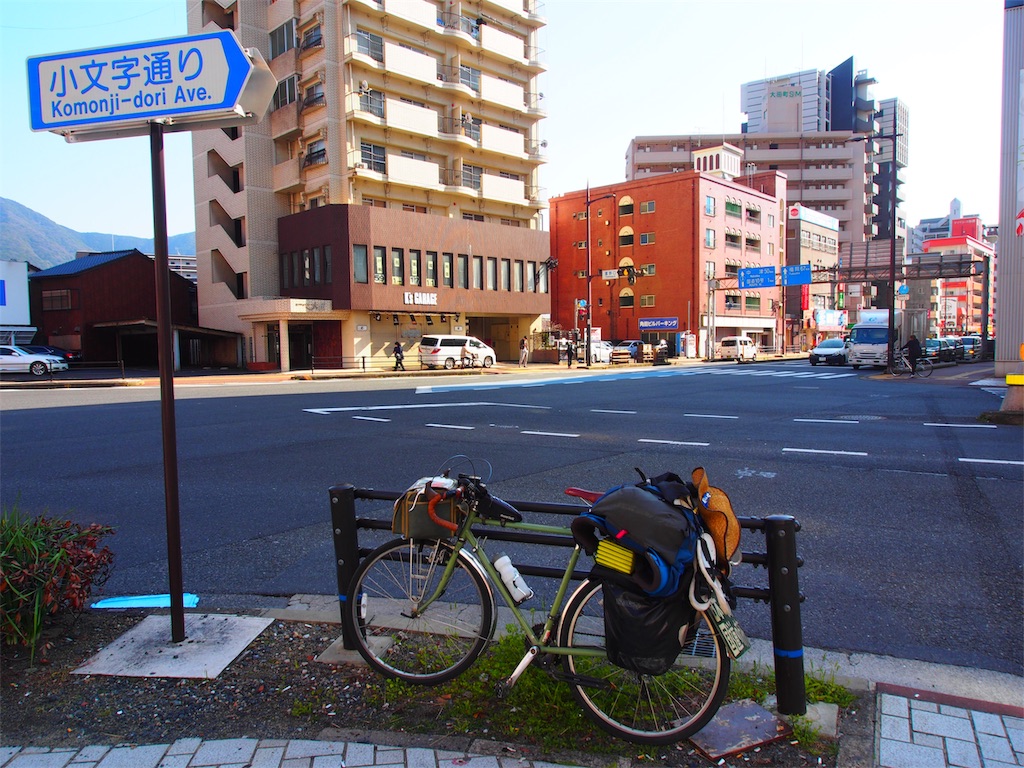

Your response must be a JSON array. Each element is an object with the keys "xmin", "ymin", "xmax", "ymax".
[
  {"xmin": 764, "ymin": 514, "xmax": 806, "ymax": 715},
  {"xmin": 329, "ymin": 484, "xmax": 360, "ymax": 649}
]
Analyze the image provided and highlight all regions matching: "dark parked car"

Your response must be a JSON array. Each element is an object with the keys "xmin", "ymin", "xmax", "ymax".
[
  {"xmin": 925, "ymin": 338, "xmax": 956, "ymax": 363},
  {"xmin": 808, "ymin": 338, "xmax": 849, "ymax": 366},
  {"xmin": 942, "ymin": 337, "xmax": 966, "ymax": 361},
  {"xmin": 22, "ymin": 344, "xmax": 81, "ymax": 362}
]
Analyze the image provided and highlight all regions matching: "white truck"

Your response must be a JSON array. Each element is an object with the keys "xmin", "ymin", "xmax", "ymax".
[{"xmin": 848, "ymin": 309, "xmax": 926, "ymax": 369}]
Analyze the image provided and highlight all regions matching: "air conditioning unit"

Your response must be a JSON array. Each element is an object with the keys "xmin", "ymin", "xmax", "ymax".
[{"xmin": 356, "ymin": 163, "xmax": 366, "ymax": 169}]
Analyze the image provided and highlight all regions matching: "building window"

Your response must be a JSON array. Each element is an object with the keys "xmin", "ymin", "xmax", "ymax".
[
  {"xmin": 359, "ymin": 89, "xmax": 384, "ymax": 117},
  {"xmin": 499, "ymin": 218, "xmax": 521, "ymax": 227},
  {"xmin": 724, "ymin": 264, "xmax": 739, "ymax": 277},
  {"xmin": 403, "ymin": 204, "xmax": 427, "ymax": 214},
  {"xmin": 292, "ymin": 251, "xmax": 300, "ymax": 287},
  {"xmin": 725, "ymin": 294, "xmax": 740, "ymax": 310},
  {"xmin": 705, "ymin": 228, "xmax": 715, "ymax": 248},
  {"xmin": 462, "ymin": 212, "xmax": 484, "ymax": 222},
  {"xmin": 618, "ymin": 198, "xmax": 634, "ymax": 216},
  {"xmin": 270, "ymin": 21, "xmax": 295, "ymax": 59},
  {"xmin": 705, "ymin": 195, "xmax": 716, "ymax": 215},
  {"xmin": 41, "ymin": 289, "xmax": 77, "ymax": 311},
  {"xmin": 302, "ymin": 81, "xmax": 325, "ymax": 110},
  {"xmin": 745, "ymin": 207, "xmax": 761, "ymax": 224},
  {"xmin": 356, "ymin": 28, "xmax": 383, "ymax": 62},
  {"xmin": 301, "ymin": 249, "xmax": 312, "ymax": 286},
  {"xmin": 301, "ymin": 24, "xmax": 322, "ymax": 50},
  {"xmin": 409, "ymin": 250, "xmax": 421, "ymax": 286},
  {"xmin": 425, "ymin": 251, "xmax": 437, "ymax": 287},
  {"xmin": 640, "ymin": 200, "xmax": 655, "ymax": 214},
  {"xmin": 619, "ymin": 229, "xmax": 634, "ymax": 247},
  {"xmin": 515, "ymin": 260, "xmax": 524, "ymax": 291},
  {"xmin": 462, "ymin": 164, "xmax": 482, "ymax": 189},
  {"xmin": 373, "ymin": 246, "xmax": 386, "ymax": 284},
  {"xmin": 443, "ymin": 253, "xmax": 454, "ymax": 287},
  {"xmin": 725, "ymin": 232, "xmax": 741, "ymax": 248},
  {"xmin": 539, "ymin": 262, "xmax": 548, "ymax": 293},
  {"xmin": 527, "ymin": 262, "xmax": 535, "ymax": 291},
  {"xmin": 641, "ymin": 263, "xmax": 655, "ymax": 276},
  {"xmin": 361, "ymin": 141, "xmax": 386, "ymax": 173},
  {"xmin": 745, "ymin": 235, "xmax": 760, "ymax": 252},
  {"xmin": 391, "ymin": 248, "xmax": 404, "ymax": 285},
  {"xmin": 745, "ymin": 295, "xmax": 761, "ymax": 312},
  {"xmin": 640, "ymin": 232, "xmax": 655, "ymax": 245},
  {"xmin": 473, "ymin": 255, "xmax": 483, "ymax": 289},
  {"xmin": 487, "ymin": 257, "xmax": 497, "ymax": 290},
  {"xmin": 457, "ymin": 254, "xmax": 469, "ymax": 288},
  {"xmin": 501, "ymin": 259, "xmax": 511, "ymax": 291},
  {"xmin": 459, "ymin": 64, "xmax": 480, "ymax": 91},
  {"xmin": 619, "ymin": 289, "xmax": 634, "ymax": 308},
  {"xmin": 640, "ymin": 294, "xmax": 655, "ymax": 307},
  {"xmin": 280, "ymin": 253, "xmax": 290, "ymax": 289},
  {"xmin": 312, "ymin": 246, "xmax": 322, "ymax": 285},
  {"xmin": 768, "ymin": 214, "xmax": 775, "ymax": 227},
  {"xmin": 303, "ymin": 138, "xmax": 326, "ymax": 167},
  {"xmin": 324, "ymin": 245, "xmax": 332, "ymax": 284},
  {"xmin": 362, "ymin": 197, "xmax": 386, "ymax": 208},
  {"xmin": 273, "ymin": 76, "xmax": 297, "ymax": 111},
  {"xmin": 725, "ymin": 200, "xmax": 742, "ymax": 217}
]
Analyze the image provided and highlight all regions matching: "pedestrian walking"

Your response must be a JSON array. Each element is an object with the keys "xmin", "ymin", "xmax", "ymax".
[
  {"xmin": 566, "ymin": 339, "xmax": 575, "ymax": 368},
  {"xmin": 901, "ymin": 333, "xmax": 922, "ymax": 377},
  {"xmin": 392, "ymin": 341, "xmax": 405, "ymax": 371},
  {"xmin": 519, "ymin": 336, "xmax": 529, "ymax": 367}
]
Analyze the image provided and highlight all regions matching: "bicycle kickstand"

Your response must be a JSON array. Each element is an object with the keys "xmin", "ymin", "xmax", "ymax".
[{"xmin": 498, "ymin": 646, "xmax": 540, "ymax": 698}]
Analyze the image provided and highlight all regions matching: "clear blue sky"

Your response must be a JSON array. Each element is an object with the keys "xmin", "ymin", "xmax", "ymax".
[{"xmin": 0, "ymin": 0, "xmax": 1004, "ymax": 240}]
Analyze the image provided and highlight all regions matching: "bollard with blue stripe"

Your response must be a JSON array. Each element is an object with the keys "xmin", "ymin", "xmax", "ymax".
[{"xmin": 765, "ymin": 515, "xmax": 806, "ymax": 715}]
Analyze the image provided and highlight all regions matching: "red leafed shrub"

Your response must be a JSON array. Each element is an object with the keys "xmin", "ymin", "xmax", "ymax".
[{"xmin": 0, "ymin": 510, "xmax": 114, "ymax": 664}]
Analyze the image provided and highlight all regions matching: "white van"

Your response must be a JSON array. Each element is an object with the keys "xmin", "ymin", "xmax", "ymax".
[
  {"xmin": 719, "ymin": 336, "xmax": 757, "ymax": 363},
  {"xmin": 419, "ymin": 335, "xmax": 497, "ymax": 369}
]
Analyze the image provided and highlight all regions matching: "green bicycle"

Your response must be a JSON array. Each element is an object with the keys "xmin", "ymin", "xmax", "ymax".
[{"xmin": 342, "ymin": 469, "xmax": 731, "ymax": 745}]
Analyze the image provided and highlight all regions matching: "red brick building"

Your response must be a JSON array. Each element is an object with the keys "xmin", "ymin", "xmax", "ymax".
[
  {"xmin": 28, "ymin": 250, "xmax": 238, "ymax": 367},
  {"xmin": 549, "ymin": 145, "xmax": 787, "ymax": 357}
]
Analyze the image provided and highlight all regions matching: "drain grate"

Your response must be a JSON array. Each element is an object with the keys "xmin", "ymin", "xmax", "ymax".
[{"xmin": 839, "ymin": 415, "xmax": 885, "ymax": 421}]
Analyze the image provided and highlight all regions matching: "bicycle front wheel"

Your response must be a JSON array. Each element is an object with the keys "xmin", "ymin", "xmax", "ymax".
[
  {"xmin": 343, "ymin": 538, "xmax": 494, "ymax": 684},
  {"xmin": 888, "ymin": 359, "xmax": 907, "ymax": 376},
  {"xmin": 915, "ymin": 359, "xmax": 933, "ymax": 378},
  {"xmin": 557, "ymin": 579, "xmax": 730, "ymax": 745}
]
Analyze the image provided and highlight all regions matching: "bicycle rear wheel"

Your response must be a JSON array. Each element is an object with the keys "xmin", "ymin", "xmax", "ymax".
[
  {"xmin": 915, "ymin": 359, "xmax": 933, "ymax": 378},
  {"xmin": 888, "ymin": 358, "xmax": 907, "ymax": 376},
  {"xmin": 343, "ymin": 538, "xmax": 494, "ymax": 684},
  {"xmin": 557, "ymin": 579, "xmax": 730, "ymax": 745}
]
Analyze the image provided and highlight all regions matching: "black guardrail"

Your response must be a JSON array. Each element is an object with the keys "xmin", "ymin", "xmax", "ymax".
[{"xmin": 328, "ymin": 484, "xmax": 807, "ymax": 715}]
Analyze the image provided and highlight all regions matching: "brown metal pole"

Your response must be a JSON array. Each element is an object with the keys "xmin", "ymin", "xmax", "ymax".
[{"xmin": 150, "ymin": 121, "xmax": 186, "ymax": 642}]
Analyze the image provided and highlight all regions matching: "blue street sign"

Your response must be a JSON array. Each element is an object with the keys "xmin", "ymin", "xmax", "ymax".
[
  {"xmin": 738, "ymin": 266, "xmax": 776, "ymax": 289},
  {"xmin": 781, "ymin": 264, "xmax": 812, "ymax": 286},
  {"xmin": 638, "ymin": 317, "xmax": 679, "ymax": 331},
  {"xmin": 27, "ymin": 31, "xmax": 255, "ymax": 132}
]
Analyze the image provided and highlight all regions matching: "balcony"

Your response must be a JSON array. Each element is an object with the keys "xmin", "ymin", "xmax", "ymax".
[
  {"xmin": 480, "ymin": 23, "xmax": 525, "ymax": 63},
  {"xmin": 387, "ymin": 154, "xmax": 441, "ymax": 190},
  {"xmin": 382, "ymin": 0, "xmax": 435, "ymax": 29},
  {"xmin": 300, "ymin": 93, "xmax": 326, "ymax": 113},
  {"xmin": 481, "ymin": 73, "xmax": 525, "ymax": 111},
  {"xmin": 383, "ymin": 41, "xmax": 437, "ymax": 86},
  {"xmin": 302, "ymin": 148, "xmax": 328, "ymax": 168},
  {"xmin": 385, "ymin": 99, "xmax": 438, "ymax": 138},
  {"xmin": 273, "ymin": 157, "xmax": 303, "ymax": 193},
  {"xmin": 481, "ymin": 123, "xmax": 525, "ymax": 157}
]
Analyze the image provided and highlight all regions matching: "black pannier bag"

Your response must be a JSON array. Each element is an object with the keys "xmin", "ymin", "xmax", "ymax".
[{"xmin": 601, "ymin": 569, "xmax": 696, "ymax": 676}]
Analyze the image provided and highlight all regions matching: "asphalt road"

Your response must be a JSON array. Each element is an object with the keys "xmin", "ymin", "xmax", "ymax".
[{"xmin": 2, "ymin": 360, "xmax": 1021, "ymax": 676}]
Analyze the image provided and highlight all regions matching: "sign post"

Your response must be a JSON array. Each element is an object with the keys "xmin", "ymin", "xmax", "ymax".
[{"xmin": 27, "ymin": 31, "xmax": 273, "ymax": 642}]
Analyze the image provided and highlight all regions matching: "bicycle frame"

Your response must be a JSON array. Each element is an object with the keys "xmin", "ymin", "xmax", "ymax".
[{"xmin": 410, "ymin": 505, "xmax": 605, "ymax": 684}]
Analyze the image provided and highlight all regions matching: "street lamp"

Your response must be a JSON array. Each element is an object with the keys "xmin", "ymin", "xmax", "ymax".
[
  {"xmin": 850, "ymin": 116, "xmax": 902, "ymax": 370},
  {"xmin": 584, "ymin": 189, "xmax": 616, "ymax": 367}
]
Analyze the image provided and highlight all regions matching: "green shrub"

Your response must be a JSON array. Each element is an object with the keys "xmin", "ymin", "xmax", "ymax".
[{"xmin": 0, "ymin": 509, "xmax": 114, "ymax": 664}]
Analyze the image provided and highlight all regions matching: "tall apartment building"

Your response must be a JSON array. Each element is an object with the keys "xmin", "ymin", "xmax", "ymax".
[
  {"xmin": 551, "ymin": 144, "xmax": 786, "ymax": 357},
  {"xmin": 187, "ymin": 0, "xmax": 549, "ymax": 370},
  {"xmin": 909, "ymin": 199, "xmax": 963, "ymax": 254},
  {"xmin": 626, "ymin": 132, "xmax": 880, "ymax": 246},
  {"xmin": 739, "ymin": 56, "xmax": 877, "ymax": 134}
]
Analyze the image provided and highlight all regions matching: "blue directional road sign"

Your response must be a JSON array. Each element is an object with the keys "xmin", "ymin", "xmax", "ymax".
[
  {"xmin": 28, "ymin": 31, "xmax": 258, "ymax": 133},
  {"xmin": 781, "ymin": 264, "xmax": 812, "ymax": 286},
  {"xmin": 738, "ymin": 265, "xmax": 776, "ymax": 289}
]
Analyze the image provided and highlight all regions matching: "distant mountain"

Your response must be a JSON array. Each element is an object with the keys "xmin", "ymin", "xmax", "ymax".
[{"xmin": 0, "ymin": 197, "xmax": 195, "ymax": 270}]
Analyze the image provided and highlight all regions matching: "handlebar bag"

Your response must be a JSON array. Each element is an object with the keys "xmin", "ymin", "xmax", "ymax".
[{"xmin": 392, "ymin": 476, "xmax": 459, "ymax": 540}]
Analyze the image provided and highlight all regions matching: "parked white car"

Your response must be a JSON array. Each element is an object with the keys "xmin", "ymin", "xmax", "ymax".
[
  {"xmin": 0, "ymin": 345, "xmax": 69, "ymax": 376},
  {"xmin": 718, "ymin": 336, "xmax": 758, "ymax": 363},
  {"xmin": 581, "ymin": 340, "xmax": 614, "ymax": 363}
]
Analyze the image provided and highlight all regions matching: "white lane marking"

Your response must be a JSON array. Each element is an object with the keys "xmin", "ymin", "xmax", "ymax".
[
  {"xmin": 521, "ymin": 430, "xmax": 580, "ymax": 438},
  {"xmin": 426, "ymin": 423, "xmax": 475, "ymax": 430},
  {"xmin": 639, "ymin": 439, "xmax": 710, "ymax": 447},
  {"xmin": 794, "ymin": 418, "xmax": 858, "ymax": 424},
  {"xmin": 783, "ymin": 448, "xmax": 868, "ymax": 456},
  {"xmin": 958, "ymin": 458, "xmax": 1024, "ymax": 466},
  {"xmin": 682, "ymin": 413, "xmax": 738, "ymax": 419},
  {"xmin": 592, "ymin": 408, "xmax": 637, "ymax": 414},
  {"xmin": 304, "ymin": 401, "xmax": 550, "ymax": 415},
  {"xmin": 352, "ymin": 415, "xmax": 390, "ymax": 422},
  {"xmin": 923, "ymin": 423, "xmax": 998, "ymax": 429}
]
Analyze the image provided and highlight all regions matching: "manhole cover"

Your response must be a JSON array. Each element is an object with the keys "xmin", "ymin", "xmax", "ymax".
[{"xmin": 839, "ymin": 415, "xmax": 885, "ymax": 421}]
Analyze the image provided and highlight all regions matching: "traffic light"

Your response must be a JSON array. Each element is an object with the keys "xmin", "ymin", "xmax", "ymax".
[{"xmin": 617, "ymin": 266, "xmax": 639, "ymax": 285}]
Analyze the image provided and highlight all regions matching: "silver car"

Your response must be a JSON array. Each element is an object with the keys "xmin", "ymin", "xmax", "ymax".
[{"xmin": 0, "ymin": 345, "xmax": 70, "ymax": 377}]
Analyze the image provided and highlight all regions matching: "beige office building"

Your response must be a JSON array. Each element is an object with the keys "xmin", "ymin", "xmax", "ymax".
[{"xmin": 187, "ymin": 0, "xmax": 548, "ymax": 370}]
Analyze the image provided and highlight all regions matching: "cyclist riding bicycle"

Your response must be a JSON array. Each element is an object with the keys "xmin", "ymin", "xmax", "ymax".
[{"xmin": 901, "ymin": 334, "xmax": 923, "ymax": 377}]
